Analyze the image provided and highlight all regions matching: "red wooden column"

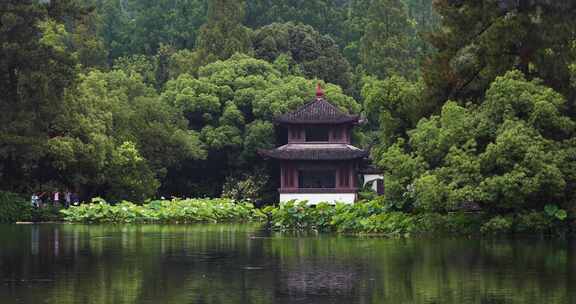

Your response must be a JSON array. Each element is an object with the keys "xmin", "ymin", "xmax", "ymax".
[
  {"xmin": 292, "ymin": 163, "xmax": 299, "ymax": 188},
  {"xmin": 281, "ymin": 161, "xmax": 299, "ymax": 190},
  {"xmin": 350, "ymin": 162, "xmax": 356, "ymax": 188},
  {"xmin": 337, "ymin": 162, "xmax": 351, "ymax": 189},
  {"xmin": 335, "ymin": 163, "xmax": 341, "ymax": 189},
  {"xmin": 280, "ymin": 162, "xmax": 285, "ymax": 189}
]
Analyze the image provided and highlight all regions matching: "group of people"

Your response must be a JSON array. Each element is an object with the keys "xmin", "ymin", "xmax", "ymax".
[{"xmin": 31, "ymin": 191, "xmax": 79, "ymax": 208}]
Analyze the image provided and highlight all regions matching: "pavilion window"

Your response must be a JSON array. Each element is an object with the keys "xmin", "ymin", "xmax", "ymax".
[
  {"xmin": 305, "ymin": 126, "xmax": 330, "ymax": 142},
  {"xmin": 290, "ymin": 126, "xmax": 303, "ymax": 141},
  {"xmin": 332, "ymin": 127, "xmax": 342, "ymax": 141},
  {"xmin": 298, "ymin": 170, "xmax": 336, "ymax": 188}
]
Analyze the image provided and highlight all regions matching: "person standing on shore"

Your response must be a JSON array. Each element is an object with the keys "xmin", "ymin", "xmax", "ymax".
[
  {"xmin": 38, "ymin": 192, "xmax": 47, "ymax": 207},
  {"xmin": 53, "ymin": 191, "xmax": 60, "ymax": 207},
  {"xmin": 31, "ymin": 193, "xmax": 39, "ymax": 208},
  {"xmin": 64, "ymin": 191, "xmax": 71, "ymax": 208}
]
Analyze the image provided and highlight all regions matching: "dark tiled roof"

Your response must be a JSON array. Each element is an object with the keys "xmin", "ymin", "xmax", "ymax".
[
  {"xmin": 359, "ymin": 165, "xmax": 382, "ymax": 174},
  {"xmin": 259, "ymin": 143, "xmax": 368, "ymax": 160},
  {"xmin": 276, "ymin": 98, "xmax": 359, "ymax": 124},
  {"xmin": 455, "ymin": 202, "xmax": 482, "ymax": 212}
]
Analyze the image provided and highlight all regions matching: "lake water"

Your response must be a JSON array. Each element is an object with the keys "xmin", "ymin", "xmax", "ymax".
[{"xmin": 0, "ymin": 224, "xmax": 574, "ymax": 304}]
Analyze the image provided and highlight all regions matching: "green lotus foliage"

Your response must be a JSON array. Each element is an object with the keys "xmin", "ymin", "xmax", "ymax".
[
  {"xmin": 61, "ymin": 197, "xmax": 264, "ymax": 223},
  {"xmin": 265, "ymin": 199, "xmax": 573, "ymax": 235}
]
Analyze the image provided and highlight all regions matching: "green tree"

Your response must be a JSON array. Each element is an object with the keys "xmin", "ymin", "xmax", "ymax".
[
  {"xmin": 0, "ymin": 0, "xmax": 82, "ymax": 192},
  {"xmin": 46, "ymin": 70, "xmax": 206, "ymax": 200},
  {"xmin": 81, "ymin": 0, "xmax": 207, "ymax": 59},
  {"xmin": 424, "ymin": 0, "xmax": 576, "ymax": 112},
  {"xmin": 361, "ymin": 75, "xmax": 425, "ymax": 146},
  {"xmin": 196, "ymin": 0, "xmax": 252, "ymax": 60},
  {"xmin": 113, "ymin": 54, "xmax": 159, "ymax": 86},
  {"xmin": 252, "ymin": 22, "xmax": 353, "ymax": 90},
  {"xmin": 374, "ymin": 71, "xmax": 575, "ymax": 213},
  {"xmin": 246, "ymin": 0, "xmax": 347, "ymax": 45},
  {"xmin": 167, "ymin": 49, "xmax": 209, "ymax": 79},
  {"xmin": 342, "ymin": 0, "xmax": 437, "ymax": 70},
  {"xmin": 104, "ymin": 141, "xmax": 159, "ymax": 201},
  {"xmin": 359, "ymin": 0, "xmax": 419, "ymax": 79}
]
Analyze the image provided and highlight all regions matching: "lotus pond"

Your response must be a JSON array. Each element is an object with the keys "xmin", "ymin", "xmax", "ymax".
[{"xmin": 0, "ymin": 224, "xmax": 575, "ymax": 303}]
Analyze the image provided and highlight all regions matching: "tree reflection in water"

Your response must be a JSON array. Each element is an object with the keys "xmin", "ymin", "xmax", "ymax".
[{"xmin": 0, "ymin": 224, "xmax": 574, "ymax": 304}]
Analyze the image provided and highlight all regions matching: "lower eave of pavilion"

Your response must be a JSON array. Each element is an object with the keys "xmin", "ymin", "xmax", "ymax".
[{"xmin": 258, "ymin": 143, "xmax": 368, "ymax": 161}]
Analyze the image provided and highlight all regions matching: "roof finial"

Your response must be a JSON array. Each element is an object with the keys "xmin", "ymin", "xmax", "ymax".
[{"xmin": 316, "ymin": 83, "xmax": 324, "ymax": 99}]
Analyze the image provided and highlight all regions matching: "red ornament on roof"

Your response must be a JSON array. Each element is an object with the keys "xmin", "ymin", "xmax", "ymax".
[{"xmin": 316, "ymin": 83, "xmax": 324, "ymax": 99}]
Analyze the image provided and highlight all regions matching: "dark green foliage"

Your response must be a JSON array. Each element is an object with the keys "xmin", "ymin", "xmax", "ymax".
[
  {"xmin": 222, "ymin": 169, "xmax": 269, "ymax": 204},
  {"xmin": 0, "ymin": 191, "xmax": 63, "ymax": 223},
  {"xmin": 245, "ymin": 0, "xmax": 347, "ymax": 45},
  {"xmin": 80, "ymin": 0, "xmax": 207, "ymax": 59},
  {"xmin": 361, "ymin": 75, "xmax": 426, "ymax": 146},
  {"xmin": 359, "ymin": 0, "xmax": 419, "ymax": 79},
  {"xmin": 0, "ymin": 0, "xmax": 81, "ymax": 193},
  {"xmin": 414, "ymin": 212, "xmax": 484, "ymax": 235},
  {"xmin": 252, "ymin": 22, "xmax": 353, "ymax": 89},
  {"xmin": 196, "ymin": 0, "xmax": 252, "ymax": 60},
  {"xmin": 0, "ymin": 191, "xmax": 31, "ymax": 223},
  {"xmin": 423, "ymin": 0, "xmax": 576, "ymax": 112}
]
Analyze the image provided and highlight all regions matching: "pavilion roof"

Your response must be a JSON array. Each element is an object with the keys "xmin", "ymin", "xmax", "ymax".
[
  {"xmin": 259, "ymin": 143, "xmax": 368, "ymax": 160},
  {"xmin": 275, "ymin": 98, "xmax": 359, "ymax": 124}
]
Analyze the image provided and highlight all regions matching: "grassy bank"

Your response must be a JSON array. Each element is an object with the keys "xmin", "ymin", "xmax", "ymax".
[
  {"xmin": 263, "ymin": 201, "xmax": 575, "ymax": 236},
  {"xmin": 60, "ymin": 198, "xmax": 264, "ymax": 223}
]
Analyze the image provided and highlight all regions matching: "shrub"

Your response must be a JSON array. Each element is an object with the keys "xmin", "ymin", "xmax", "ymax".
[
  {"xmin": 221, "ymin": 170, "xmax": 269, "ymax": 203},
  {"xmin": 514, "ymin": 211, "xmax": 556, "ymax": 234},
  {"xmin": 31, "ymin": 205, "xmax": 63, "ymax": 222},
  {"xmin": 0, "ymin": 191, "xmax": 32, "ymax": 223},
  {"xmin": 414, "ymin": 212, "xmax": 484, "ymax": 235},
  {"xmin": 480, "ymin": 216, "xmax": 513, "ymax": 234},
  {"xmin": 354, "ymin": 212, "xmax": 415, "ymax": 235}
]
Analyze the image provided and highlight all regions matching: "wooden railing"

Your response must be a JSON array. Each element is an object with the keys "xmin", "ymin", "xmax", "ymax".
[{"xmin": 279, "ymin": 188, "xmax": 357, "ymax": 193}]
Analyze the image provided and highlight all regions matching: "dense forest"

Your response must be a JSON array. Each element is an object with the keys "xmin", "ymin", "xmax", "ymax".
[{"xmin": 2, "ymin": 0, "xmax": 576, "ymax": 220}]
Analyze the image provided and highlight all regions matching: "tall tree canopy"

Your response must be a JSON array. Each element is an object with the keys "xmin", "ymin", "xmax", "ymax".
[
  {"xmin": 252, "ymin": 22, "xmax": 353, "ymax": 90},
  {"xmin": 245, "ymin": 0, "xmax": 347, "ymax": 45},
  {"xmin": 0, "ymin": 0, "xmax": 82, "ymax": 192},
  {"xmin": 80, "ymin": 0, "xmax": 207, "ymax": 59},
  {"xmin": 424, "ymin": 0, "xmax": 576, "ymax": 112},
  {"xmin": 359, "ymin": 0, "xmax": 420, "ymax": 79},
  {"xmin": 196, "ymin": 0, "xmax": 252, "ymax": 60}
]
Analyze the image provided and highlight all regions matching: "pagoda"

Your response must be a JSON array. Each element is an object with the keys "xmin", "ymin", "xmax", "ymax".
[{"xmin": 259, "ymin": 84, "xmax": 369, "ymax": 204}]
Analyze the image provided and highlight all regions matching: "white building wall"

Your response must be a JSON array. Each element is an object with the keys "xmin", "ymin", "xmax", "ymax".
[
  {"xmin": 363, "ymin": 174, "xmax": 383, "ymax": 192},
  {"xmin": 280, "ymin": 193, "xmax": 356, "ymax": 205}
]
